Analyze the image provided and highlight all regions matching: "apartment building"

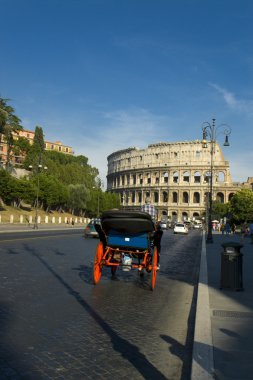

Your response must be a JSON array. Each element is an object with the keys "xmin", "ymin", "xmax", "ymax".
[{"xmin": 0, "ymin": 128, "xmax": 74, "ymax": 166}]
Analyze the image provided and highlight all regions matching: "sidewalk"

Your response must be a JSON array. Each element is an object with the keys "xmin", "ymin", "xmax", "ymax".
[
  {"xmin": 0, "ymin": 223, "xmax": 85, "ymax": 233},
  {"xmin": 192, "ymin": 231, "xmax": 253, "ymax": 380}
]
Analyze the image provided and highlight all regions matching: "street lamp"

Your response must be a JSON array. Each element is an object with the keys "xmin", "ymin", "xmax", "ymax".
[
  {"xmin": 29, "ymin": 163, "xmax": 48, "ymax": 229},
  {"xmin": 201, "ymin": 118, "xmax": 231, "ymax": 243}
]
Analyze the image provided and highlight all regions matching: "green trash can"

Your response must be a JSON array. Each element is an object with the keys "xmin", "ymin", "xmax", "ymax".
[{"xmin": 220, "ymin": 242, "xmax": 244, "ymax": 291}]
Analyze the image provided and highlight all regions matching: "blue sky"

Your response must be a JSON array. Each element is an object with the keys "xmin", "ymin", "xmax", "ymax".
[{"xmin": 1, "ymin": 0, "xmax": 253, "ymax": 185}]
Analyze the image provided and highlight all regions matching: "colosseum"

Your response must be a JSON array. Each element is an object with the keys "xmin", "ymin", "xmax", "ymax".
[{"xmin": 106, "ymin": 140, "xmax": 244, "ymax": 222}]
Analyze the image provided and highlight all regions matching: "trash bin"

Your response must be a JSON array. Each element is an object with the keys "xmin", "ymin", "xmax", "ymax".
[{"xmin": 220, "ymin": 242, "xmax": 244, "ymax": 291}]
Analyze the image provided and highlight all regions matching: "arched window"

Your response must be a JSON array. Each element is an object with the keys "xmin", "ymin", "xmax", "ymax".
[
  {"xmin": 173, "ymin": 171, "xmax": 179, "ymax": 183},
  {"xmin": 172, "ymin": 192, "xmax": 178, "ymax": 203},
  {"xmin": 183, "ymin": 171, "xmax": 190, "ymax": 182},
  {"xmin": 204, "ymin": 171, "xmax": 211, "ymax": 183},
  {"xmin": 193, "ymin": 192, "xmax": 200, "ymax": 203},
  {"xmin": 218, "ymin": 171, "xmax": 225, "ymax": 182},
  {"xmin": 131, "ymin": 192, "xmax": 135, "ymax": 203},
  {"xmin": 154, "ymin": 192, "xmax": 159, "ymax": 203},
  {"xmin": 228, "ymin": 193, "xmax": 235, "ymax": 201},
  {"xmin": 194, "ymin": 171, "xmax": 201, "ymax": 183},
  {"xmin": 163, "ymin": 191, "xmax": 168, "ymax": 202},
  {"xmin": 163, "ymin": 172, "xmax": 169, "ymax": 183},
  {"xmin": 216, "ymin": 192, "xmax": 224, "ymax": 203},
  {"xmin": 182, "ymin": 212, "xmax": 188, "ymax": 220},
  {"xmin": 183, "ymin": 192, "xmax": 189, "ymax": 203},
  {"xmin": 138, "ymin": 192, "xmax": 142, "ymax": 203},
  {"xmin": 193, "ymin": 212, "xmax": 200, "ymax": 218}
]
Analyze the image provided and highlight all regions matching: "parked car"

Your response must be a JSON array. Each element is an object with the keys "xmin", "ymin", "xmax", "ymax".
[
  {"xmin": 84, "ymin": 219, "xmax": 101, "ymax": 238},
  {"xmin": 173, "ymin": 222, "xmax": 189, "ymax": 235}
]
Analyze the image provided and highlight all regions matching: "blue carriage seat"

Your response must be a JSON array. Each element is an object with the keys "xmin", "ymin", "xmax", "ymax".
[{"xmin": 100, "ymin": 210, "xmax": 155, "ymax": 250}]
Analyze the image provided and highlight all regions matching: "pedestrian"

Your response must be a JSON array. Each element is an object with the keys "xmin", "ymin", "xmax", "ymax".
[
  {"xmin": 71, "ymin": 219, "xmax": 75, "ymax": 227},
  {"xmin": 221, "ymin": 223, "xmax": 225, "ymax": 235},
  {"xmin": 231, "ymin": 223, "xmax": 236, "ymax": 234},
  {"xmin": 141, "ymin": 196, "xmax": 157, "ymax": 222},
  {"xmin": 225, "ymin": 222, "xmax": 231, "ymax": 235},
  {"xmin": 153, "ymin": 222, "xmax": 163, "ymax": 270}
]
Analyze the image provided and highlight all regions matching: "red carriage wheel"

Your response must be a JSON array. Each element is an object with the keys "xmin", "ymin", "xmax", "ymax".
[
  {"xmin": 93, "ymin": 242, "xmax": 103, "ymax": 284},
  {"xmin": 151, "ymin": 247, "xmax": 158, "ymax": 290}
]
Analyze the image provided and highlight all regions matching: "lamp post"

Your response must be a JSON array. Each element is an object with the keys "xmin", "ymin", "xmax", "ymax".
[
  {"xmin": 201, "ymin": 118, "xmax": 231, "ymax": 243},
  {"xmin": 29, "ymin": 163, "xmax": 48, "ymax": 229}
]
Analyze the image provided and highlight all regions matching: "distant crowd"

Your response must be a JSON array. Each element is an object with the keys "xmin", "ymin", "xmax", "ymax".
[{"xmin": 212, "ymin": 221, "xmax": 253, "ymax": 243}]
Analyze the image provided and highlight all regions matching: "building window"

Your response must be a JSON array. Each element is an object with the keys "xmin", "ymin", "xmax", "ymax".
[
  {"xmin": 193, "ymin": 192, "xmax": 200, "ymax": 203},
  {"xmin": 59, "ymin": 146, "xmax": 62, "ymax": 152},
  {"xmin": 172, "ymin": 192, "xmax": 178, "ymax": 203},
  {"xmin": 183, "ymin": 192, "xmax": 189, "ymax": 203},
  {"xmin": 173, "ymin": 172, "xmax": 179, "ymax": 183},
  {"xmin": 216, "ymin": 192, "xmax": 224, "ymax": 203},
  {"xmin": 194, "ymin": 171, "xmax": 201, "ymax": 183},
  {"xmin": 163, "ymin": 192, "xmax": 168, "ymax": 202},
  {"xmin": 183, "ymin": 171, "xmax": 189, "ymax": 182}
]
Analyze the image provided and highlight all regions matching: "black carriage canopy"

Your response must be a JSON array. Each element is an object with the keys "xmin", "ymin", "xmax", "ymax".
[{"xmin": 99, "ymin": 210, "xmax": 155, "ymax": 234}]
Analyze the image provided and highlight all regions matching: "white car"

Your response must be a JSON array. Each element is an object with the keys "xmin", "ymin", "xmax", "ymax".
[
  {"xmin": 173, "ymin": 223, "xmax": 188, "ymax": 235},
  {"xmin": 193, "ymin": 223, "xmax": 202, "ymax": 229}
]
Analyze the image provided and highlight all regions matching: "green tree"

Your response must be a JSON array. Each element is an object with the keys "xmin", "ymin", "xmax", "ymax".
[
  {"xmin": 229, "ymin": 189, "xmax": 253, "ymax": 223},
  {"xmin": 0, "ymin": 168, "xmax": 15, "ymax": 203},
  {"xmin": 0, "ymin": 98, "xmax": 23, "ymax": 171},
  {"xmin": 67, "ymin": 184, "xmax": 91, "ymax": 215},
  {"xmin": 212, "ymin": 200, "xmax": 229, "ymax": 220},
  {"xmin": 10, "ymin": 177, "xmax": 36, "ymax": 208},
  {"xmin": 24, "ymin": 126, "xmax": 45, "ymax": 170},
  {"xmin": 31, "ymin": 173, "xmax": 68, "ymax": 212}
]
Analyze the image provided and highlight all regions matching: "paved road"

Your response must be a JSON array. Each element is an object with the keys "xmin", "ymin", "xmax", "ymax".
[{"xmin": 0, "ymin": 229, "xmax": 202, "ymax": 380}]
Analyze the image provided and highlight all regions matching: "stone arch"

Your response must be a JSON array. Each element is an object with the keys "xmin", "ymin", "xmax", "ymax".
[
  {"xmin": 183, "ymin": 171, "xmax": 190, "ymax": 182},
  {"xmin": 193, "ymin": 212, "xmax": 200, "ymax": 218},
  {"xmin": 183, "ymin": 192, "xmax": 189, "ymax": 203},
  {"xmin": 173, "ymin": 171, "xmax": 179, "ymax": 183},
  {"xmin": 182, "ymin": 211, "xmax": 188, "ymax": 220},
  {"xmin": 163, "ymin": 171, "xmax": 169, "ymax": 183},
  {"xmin": 172, "ymin": 192, "xmax": 178, "ymax": 203},
  {"xmin": 193, "ymin": 192, "xmax": 200, "ymax": 203},
  {"xmin": 163, "ymin": 191, "xmax": 168, "ymax": 202},
  {"xmin": 228, "ymin": 192, "xmax": 235, "ymax": 201},
  {"xmin": 204, "ymin": 171, "xmax": 211, "ymax": 183},
  {"xmin": 194, "ymin": 171, "xmax": 201, "ymax": 183},
  {"xmin": 216, "ymin": 192, "xmax": 225, "ymax": 203},
  {"xmin": 217, "ymin": 171, "xmax": 225, "ymax": 182}
]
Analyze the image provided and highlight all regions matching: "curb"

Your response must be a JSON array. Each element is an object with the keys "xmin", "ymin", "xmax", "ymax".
[{"xmin": 191, "ymin": 231, "xmax": 215, "ymax": 379}]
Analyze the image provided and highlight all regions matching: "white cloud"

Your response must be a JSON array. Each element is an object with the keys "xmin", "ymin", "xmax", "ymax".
[
  {"xmin": 74, "ymin": 107, "xmax": 171, "ymax": 184},
  {"xmin": 209, "ymin": 82, "xmax": 253, "ymax": 115}
]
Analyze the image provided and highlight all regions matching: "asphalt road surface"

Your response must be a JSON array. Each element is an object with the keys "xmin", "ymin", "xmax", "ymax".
[{"xmin": 0, "ymin": 228, "xmax": 202, "ymax": 380}]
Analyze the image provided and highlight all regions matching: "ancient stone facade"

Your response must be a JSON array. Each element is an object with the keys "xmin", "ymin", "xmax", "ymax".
[{"xmin": 106, "ymin": 140, "xmax": 242, "ymax": 221}]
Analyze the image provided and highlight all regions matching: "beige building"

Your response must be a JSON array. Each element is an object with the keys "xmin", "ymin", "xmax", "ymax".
[
  {"xmin": 0, "ymin": 129, "xmax": 74, "ymax": 166},
  {"xmin": 107, "ymin": 140, "xmax": 245, "ymax": 221}
]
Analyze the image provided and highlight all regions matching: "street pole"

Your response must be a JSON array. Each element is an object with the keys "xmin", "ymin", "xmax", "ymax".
[{"xmin": 202, "ymin": 118, "xmax": 231, "ymax": 243}]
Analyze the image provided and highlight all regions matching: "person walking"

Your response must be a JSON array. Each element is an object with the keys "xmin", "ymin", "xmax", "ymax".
[{"xmin": 141, "ymin": 197, "xmax": 157, "ymax": 222}]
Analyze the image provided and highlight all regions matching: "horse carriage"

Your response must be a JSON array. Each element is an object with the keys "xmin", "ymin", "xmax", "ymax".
[{"xmin": 93, "ymin": 210, "xmax": 159, "ymax": 290}]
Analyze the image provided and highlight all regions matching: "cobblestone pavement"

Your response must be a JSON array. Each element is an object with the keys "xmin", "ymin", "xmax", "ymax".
[{"xmin": 0, "ymin": 229, "xmax": 202, "ymax": 379}]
